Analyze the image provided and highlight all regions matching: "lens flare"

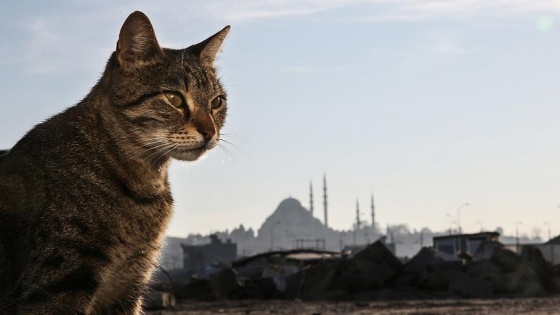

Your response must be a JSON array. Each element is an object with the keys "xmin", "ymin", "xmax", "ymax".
[{"xmin": 537, "ymin": 16, "xmax": 554, "ymax": 32}]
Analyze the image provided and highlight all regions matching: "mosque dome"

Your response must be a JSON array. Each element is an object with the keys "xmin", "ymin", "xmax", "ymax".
[
  {"xmin": 257, "ymin": 197, "xmax": 326, "ymax": 241},
  {"xmin": 273, "ymin": 197, "xmax": 306, "ymax": 216}
]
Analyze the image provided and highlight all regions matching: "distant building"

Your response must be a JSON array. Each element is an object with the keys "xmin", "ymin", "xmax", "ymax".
[
  {"xmin": 504, "ymin": 235, "xmax": 560, "ymax": 265},
  {"xmin": 433, "ymin": 232, "xmax": 501, "ymax": 261},
  {"xmin": 257, "ymin": 198, "xmax": 341, "ymax": 251},
  {"xmin": 541, "ymin": 236, "xmax": 560, "ymax": 265},
  {"xmin": 158, "ymin": 236, "xmax": 187, "ymax": 270},
  {"xmin": 181, "ymin": 234, "xmax": 237, "ymax": 271}
]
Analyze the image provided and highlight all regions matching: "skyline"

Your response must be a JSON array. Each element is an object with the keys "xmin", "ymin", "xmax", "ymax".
[{"xmin": 0, "ymin": 1, "xmax": 559, "ymax": 238}]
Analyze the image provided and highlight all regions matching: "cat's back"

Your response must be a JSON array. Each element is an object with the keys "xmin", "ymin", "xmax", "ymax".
[
  {"xmin": 0, "ymin": 101, "xmax": 172, "ymax": 308},
  {"xmin": 0, "ymin": 104, "xmax": 93, "ymax": 236},
  {"xmin": 0, "ymin": 103, "xmax": 93, "ymax": 200}
]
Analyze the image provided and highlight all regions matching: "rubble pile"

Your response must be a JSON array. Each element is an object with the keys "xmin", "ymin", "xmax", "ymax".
[{"xmin": 149, "ymin": 241, "xmax": 559, "ymax": 306}]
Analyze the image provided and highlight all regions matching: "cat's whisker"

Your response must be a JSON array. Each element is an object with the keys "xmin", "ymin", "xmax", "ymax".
[
  {"xmin": 219, "ymin": 137, "xmax": 250, "ymax": 162},
  {"xmin": 216, "ymin": 145, "xmax": 244, "ymax": 171},
  {"xmin": 221, "ymin": 133, "xmax": 248, "ymax": 143},
  {"xmin": 145, "ymin": 141, "xmax": 174, "ymax": 163},
  {"xmin": 161, "ymin": 143, "xmax": 180, "ymax": 161},
  {"xmin": 136, "ymin": 141, "xmax": 171, "ymax": 161},
  {"xmin": 220, "ymin": 138, "xmax": 244, "ymax": 151},
  {"xmin": 217, "ymin": 145, "xmax": 235, "ymax": 163},
  {"xmin": 217, "ymin": 141, "xmax": 242, "ymax": 163},
  {"xmin": 0, "ymin": 10, "xmax": 233, "ymax": 312}
]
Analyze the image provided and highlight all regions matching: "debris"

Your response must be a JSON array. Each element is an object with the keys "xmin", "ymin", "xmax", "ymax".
[
  {"xmin": 449, "ymin": 271, "xmax": 493, "ymax": 298},
  {"xmin": 519, "ymin": 245, "xmax": 555, "ymax": 296},
  {"xmin": 148, "ymin": 240, "xmax": 560, "ymax": 305},
  {"xmin": 143, "ymin": 290, "xmax": 176, "ymax": 310}
]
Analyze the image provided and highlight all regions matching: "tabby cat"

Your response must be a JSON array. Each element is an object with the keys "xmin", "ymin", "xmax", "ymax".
[{"xmin": 0, "ymin": 11, "xmax": 230, "ymax": 314}]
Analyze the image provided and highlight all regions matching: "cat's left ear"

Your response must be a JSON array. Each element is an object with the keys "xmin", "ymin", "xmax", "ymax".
[
  {"xmin": 116, "ymin": 11, "xmax": 163, "ymax": 70},
  {"xmin": 192, "ymin": 26, "xmax": 231, "ymax": 65}
]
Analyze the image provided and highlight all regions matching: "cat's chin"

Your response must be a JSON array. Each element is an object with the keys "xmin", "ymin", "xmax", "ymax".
[{"xmin": 171, "ymin": 148, "xmax": 209, "ymax": 162}]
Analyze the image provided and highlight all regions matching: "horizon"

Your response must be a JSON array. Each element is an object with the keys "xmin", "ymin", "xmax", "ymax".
[
  {"xmin": 177, "ymin": 194, "xmax": 549, "ymax": 242},
  {"xmin": 0, "ymin": 1, "xmax": 559, "ymax": 239}
]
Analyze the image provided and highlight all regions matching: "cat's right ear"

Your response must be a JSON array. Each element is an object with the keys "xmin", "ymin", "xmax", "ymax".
[{"xmin": 116, "ymin": 11, "xmax": 163, "ymax": 70}]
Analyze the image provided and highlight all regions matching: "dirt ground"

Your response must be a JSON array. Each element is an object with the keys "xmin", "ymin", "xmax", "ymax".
[{"xmin": 147, "ymin": 297, "xmax": 560, "ymax": 315}]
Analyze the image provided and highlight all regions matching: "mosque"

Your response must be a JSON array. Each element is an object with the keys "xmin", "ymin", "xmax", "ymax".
[
  {"xmin": 160, "ymin": 175, "xmax": 384, "ymax": 270},
  {"xmin": 256, "ymin": 175, "xmax": 380, "ymax": 253}
]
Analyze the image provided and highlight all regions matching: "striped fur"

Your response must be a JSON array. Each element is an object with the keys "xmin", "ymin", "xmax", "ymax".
[{"xmin": 0, "ymin": 11, "xmax": 229, "ymax": 314}]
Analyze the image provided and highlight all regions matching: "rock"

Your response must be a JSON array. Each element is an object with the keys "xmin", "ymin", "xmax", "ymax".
[
  {"xmin": 285, "ymin": 259, "xmax": 339, "ymax": 300},
  {"xmin": 176, "ymin": 266, "xmax": 239, "ymax": 300},
  {"xmin": 403, "ymin": 247, "xmax": 439, "ymax": 275},
  {"xmin": 331, "ymin": 241, "xmax": 403, "ymax": 294},
  {"xmin": 143, "ymin": 290, "xmax": 176, "ymax": 310},
  {"xmin": 417, "ymin": 270, "xmax": 451, "ymax": 292},
  {"xmin": 394, "ymin": 247, "xmax": 441, "ymax": 288},
  {"xmin": 466, "ymin": 260, "xmax": 516, "ymax": 294},
  {"xmin": 518, "ymin": 245, "xmax": 555, "ymax": 296},
  {"xmin": 449, "ymin": 271, "xmax": 493, "ymax": 298},
  {"xmin": 235, "ymin": 277, "xmax": 281, "ymax": 299},
  {"xmin": 351, "ymin": 241, "xmax": 403, "ymax": 275},
  {"xmin": 491, "ymin": 247, "xmax": 521, "ymax": 273},
  {"xmin": 207, "ymin": 267, "xmax": 240, "ymax": 299},
  {"xmin": 416, "ymin": 260, "xmax": 463, "ymax": 292}
]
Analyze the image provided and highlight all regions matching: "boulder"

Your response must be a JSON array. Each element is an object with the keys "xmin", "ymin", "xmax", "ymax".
[
  {"xmin": 143, "ymin": 290, "xmax": 176, "ymax": 310},
  {"xmin": 285, "ymin": 259, "xmax": 339, "ymax": 299},
  {"xmin": 449, "ymin": 271, "xmax": 492, "ymax": 298},
  {"xmin": 332, "ymin": 241, "xmax": 403, "ymax": 294},
  {"xmin": 403, "ymin": 247, "xmax": 439, "ymax": 274},
  {"xmin": 176, "ymin": 266, "xmax": 239, "ymax": 300},
  {"xmin": 466, "ymin": 260, "xmax": 516, "ymax": 293},
  {"xmin": 416, "ymin": 261, "xmax": 463, "ymax": 292},
  {"xmin": 491, "ymin": 247, "xmax": 521, "ymax": 272},
  {"xmin": 518, "ymin": 245, "xmax": 555, "ymax": 296}
]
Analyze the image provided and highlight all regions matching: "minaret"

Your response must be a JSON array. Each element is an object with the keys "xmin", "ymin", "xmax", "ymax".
[
  {"xmin": 370, "ymin": 193, "xmax": 375, "ymax": 233},
  {"xmin": 355, "ymin": 199, "xmax": 361, "ymax": 245},
  {"xmin": 309, "ymin": 181, "xmax": 314, "ymax": 216},
  {"xmin": 323, "ymin": 174, "xmax": 328, "ymax": 228},
  {"xmin": 356, "ymin": 199, "xmax": 361, "ymax": 231}
]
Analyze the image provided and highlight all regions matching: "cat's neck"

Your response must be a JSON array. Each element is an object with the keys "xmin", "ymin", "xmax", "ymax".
[{"xmin": 79, "ymin": 85, "xmax": 172, "ymax": 197}]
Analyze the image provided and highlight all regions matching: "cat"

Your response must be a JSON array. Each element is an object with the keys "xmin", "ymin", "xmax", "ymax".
[{"xmin": 0, "ymin": 11, "xmax": 229, "ymax": 314}]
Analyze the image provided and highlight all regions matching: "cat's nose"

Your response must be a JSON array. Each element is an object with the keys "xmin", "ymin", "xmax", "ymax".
[{"xmin": 198, "ymin": 127, "xmax": 215, "ymax": 142}]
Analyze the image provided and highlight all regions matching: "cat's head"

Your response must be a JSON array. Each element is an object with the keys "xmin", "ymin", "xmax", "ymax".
[{"xmin": 106, "ymin": 11, "xmax": 230, "ymax": 163}]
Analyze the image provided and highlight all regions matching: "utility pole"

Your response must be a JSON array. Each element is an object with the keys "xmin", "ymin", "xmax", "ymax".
[
  {"xmin": 457, "ymin": 202, "xmax": 469, "ymax": 234},
  {"xmin": 544, "ymin": 222, "xmax": 551, "ymax": 241}
]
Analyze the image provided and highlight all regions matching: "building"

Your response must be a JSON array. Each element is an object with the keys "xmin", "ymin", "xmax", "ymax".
[
  {"xmin": 158, "ymin": 236, "xmax": 188, "ymax": 270},
  {"xmin": 504, "ymin": 235, "xmax": 560, "ymax": 265},
  {"xmin": 181, "ymin": 234, "xmax": 237, "ymax": 271},
  {"xmin": 433, "ymin": 232, "xmax": 501, "ymax": 261}
]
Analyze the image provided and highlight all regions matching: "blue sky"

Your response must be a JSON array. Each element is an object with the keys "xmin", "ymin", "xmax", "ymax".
[{"xmin": 1, "ymin": 1, "xmax": 559, "ymax": 239}]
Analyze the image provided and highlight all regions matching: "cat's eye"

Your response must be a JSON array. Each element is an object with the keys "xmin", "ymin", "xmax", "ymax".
[
  {"xmin": 211, "ymin": 95, "xmax": 226, "ymax": 109},
  {"xmin": 165, "ymin": 93, "xmax": 183, "ymax": 108}
]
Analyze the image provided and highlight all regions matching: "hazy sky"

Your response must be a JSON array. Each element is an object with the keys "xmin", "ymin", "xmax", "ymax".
[{"xmin": 1, "ymin": 1, "xmax": 559, "ymax": 239}]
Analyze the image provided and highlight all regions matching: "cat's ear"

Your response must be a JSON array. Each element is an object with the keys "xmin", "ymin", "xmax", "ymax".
[
  {"xmin": 192, "ymin": 26, "xmax": 231, "ymax": 65},
  {"xmin": 116, "ymin": 11, "xmax": 163, "ymax": 69}
]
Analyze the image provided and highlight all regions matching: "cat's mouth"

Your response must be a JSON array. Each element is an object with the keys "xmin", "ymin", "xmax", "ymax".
[{"xmin": 172, "ymin": 141, "xmax": 217, "ymax": 161}]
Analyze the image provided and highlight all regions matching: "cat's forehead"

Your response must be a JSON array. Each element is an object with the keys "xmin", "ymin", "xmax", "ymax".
[{"xmin": 162, "ymin": 48, "xmax": 219, "ymax": 91}]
